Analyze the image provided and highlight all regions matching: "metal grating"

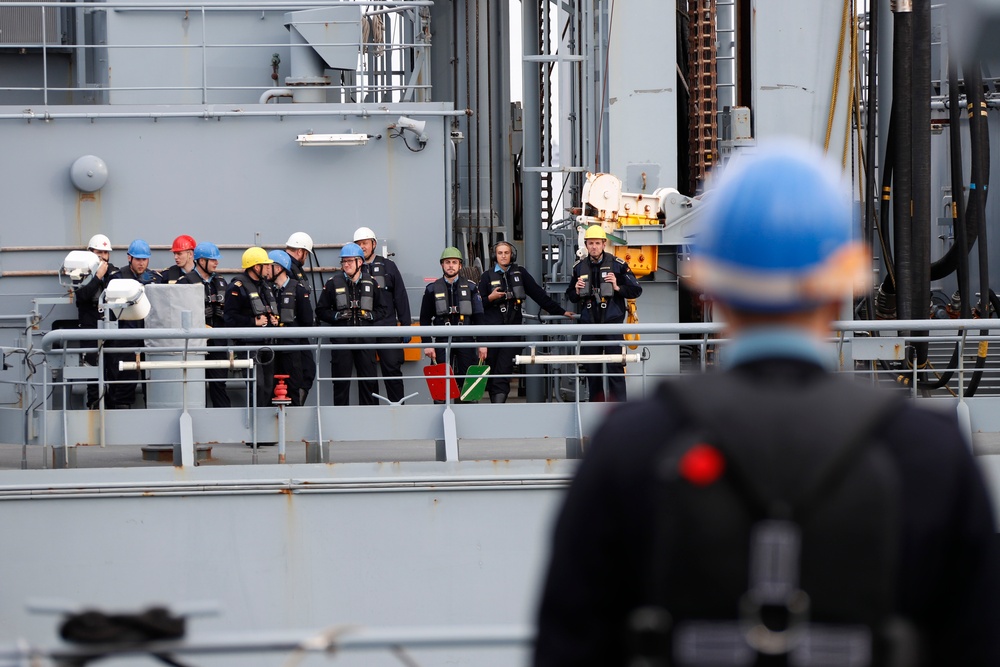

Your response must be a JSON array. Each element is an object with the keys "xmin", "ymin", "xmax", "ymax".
[{"xmin": 0, "ymin": 0, "xmax": 61, "ymax": 46}]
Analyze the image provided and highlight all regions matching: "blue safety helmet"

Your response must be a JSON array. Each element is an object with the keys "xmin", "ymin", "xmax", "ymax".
[
  {"xmin": 340, "ymin": 242, "xmax": 364, "ymax": 261},
  {"xmin": 127, "ymin": 239, "xmax": 152, "ymax": 259},
  {"xmin": 194, "ymin": 242, "xmax": 222, "ymax": 262},
  {"xmin": 688, "ymin": 140, "xmax": 867, "ymax": 312},
  {"xmin": 268, "ymin": 249, "xmax": 292, "ymax": 273}
]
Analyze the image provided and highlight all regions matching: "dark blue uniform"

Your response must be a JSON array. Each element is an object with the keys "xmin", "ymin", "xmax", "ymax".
[
  {"xmin": 223, "ymin": 270, "xmax": 279, "ymax": 408},
  {"xmin": 181, "ymin": 268, "xmax": 231, "ymax": 408},
  {"xmin": 75, "ymin": 259, "xmax": 117, "ymax": 408},
  {"xmin": 271, "ymin": 276, "xmax": 314, "ymax": 406},
  {"xmin": 535, "ymin": 348, "xmax": 1000, "ymax": 666},
  {"xmin": 419, "ymin": 276, "xmax": 485, "ymax": 400},
  {"xmin": 161, "ymin": 265, "xmax": 192, "ymax": 284},
  {"xmin": 363, "ymin": 255, "xmax": 412, "ymax": 403},
  {"xmin": 288, "ymin": 254, "xmax": 317, "ymax": 399},
  {"xmin": 566, "ymin": 252, "xmax": 642, "ymax": 401},
  {"xmin": 479, "ymin": 264, "xmax": 565, "ymax": 402},
  {"xmin": 105, "ymin": 265, "xmax": 164, "ymax": 407},
  {"xmin": 316, "ymin": 271, "xmax": 382, "ymax": 406}
]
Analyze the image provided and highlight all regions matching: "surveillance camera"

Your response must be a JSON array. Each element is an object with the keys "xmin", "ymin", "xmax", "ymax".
[{"xmin": 394, "ymin": 116, "xmax": 426, "ymax": 136}]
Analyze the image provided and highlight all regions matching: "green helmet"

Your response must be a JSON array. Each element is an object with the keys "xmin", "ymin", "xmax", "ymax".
[{"xmin": 440, "ymin": 246, "xmax": 463, "ymax": 263}]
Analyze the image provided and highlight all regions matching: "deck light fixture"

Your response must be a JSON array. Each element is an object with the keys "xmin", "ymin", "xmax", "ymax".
[{"xmin": 295, "ymin": 133, "xmax": 370, "ymax": 147}]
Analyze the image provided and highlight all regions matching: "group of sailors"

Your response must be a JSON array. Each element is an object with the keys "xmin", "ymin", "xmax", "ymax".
[{"xmin": 75, "ymin": 223, "xmax": 642, "ymax": 408}]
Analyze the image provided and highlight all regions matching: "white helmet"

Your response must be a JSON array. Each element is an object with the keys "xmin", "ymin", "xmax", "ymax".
[
  {"xmin": 87, "ymin": 234, "xmax": 112, "ymax": 252},
  {"xmin": 285, "ymin": 231, "xmax": 314, "ymax": 252},
  {"xmin": 353, "ymin": 227, "xmax": 377, "ymax": 243}
]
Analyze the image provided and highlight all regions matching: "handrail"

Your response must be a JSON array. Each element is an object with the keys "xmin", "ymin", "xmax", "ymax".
[{"xmin": 39, "ymin": 318, "xmax": 1000, "ymax": 353}]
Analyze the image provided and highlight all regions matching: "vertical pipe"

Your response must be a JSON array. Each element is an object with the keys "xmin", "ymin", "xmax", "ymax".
[
  {"xmin": 947, "ymin": 38, "xmax": 970, "ymax": 318},
  {"xmin": 522, "ymin": 0, "xmax": 543, "ymax": 402},
  {"xmin": 74, "ymin": 5, "xmax": 86, "ymax": 102},
  {"xmin": 891, "ymin": 4, "xmax": 913, "ymax": 321},
  {"xmin": 877, "ymin": 0, "xmax": 894, "ymax": 207},
  {"xmin": 911, "ymin": 0, "xmax": 931, "ymax": 366},
  {"xmin": 201, "ymin": 6, "xmax": 208, "ymax": 104},
  {"xmin": 41, "ymin": 5, "xmax": 49, "ymax": 106},
  {"xmin": 864, "ymin": 0, "xmax": 879, "ymax": 269}
]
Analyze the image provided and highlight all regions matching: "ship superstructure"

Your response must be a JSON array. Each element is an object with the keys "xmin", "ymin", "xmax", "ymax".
[{"xmin": 3, "ymin": 1, "xmax": 1000, "ymax": 664}]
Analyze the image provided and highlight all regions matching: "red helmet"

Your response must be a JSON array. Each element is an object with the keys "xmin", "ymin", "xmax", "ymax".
[{"xmin": 171, "ymin": 234, "xmax": 197, "ymax": 252}]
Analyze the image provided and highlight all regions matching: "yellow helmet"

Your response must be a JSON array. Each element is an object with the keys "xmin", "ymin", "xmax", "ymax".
[
  {"xmin": 242, "ymin": 246, "xmax": 273, "ymax": 269},
  {"xmin": 584, "ymin": 225, "xmax": 607, "ymax": 240}
]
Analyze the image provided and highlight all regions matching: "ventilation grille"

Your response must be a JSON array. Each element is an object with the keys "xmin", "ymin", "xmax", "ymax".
[{"xmin": 0, "ymin": 0, "xmax": 61, "ymax": 46}]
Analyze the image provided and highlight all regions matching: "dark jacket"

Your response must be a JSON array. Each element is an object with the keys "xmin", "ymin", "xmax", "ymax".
[
  {"xmin": 161, "ymin": 265, "xmax": 192, "ymax": 284},
  {"xmin": 316, "ymin": 271, "xmax": 382, "ymax": 328},
  {"xmin": 271, "ymin": 277, "xmax": 313, "ymax": 327},
  {"xmin": 181, "ymin": 269, "xmax": 228, "ymax": 329},
  {"xmin": 75, "ymin": 261, "xmax": 117, "ymax": 329},
  {"xmin": 478, "ymin": 264, "xmax": 564, "ymax": 326},
  {"xmin": 107, "ymin": 265, "xmax": 164, "ymax": 329},
  {"xmin": 419, "ymin": 276, "xmax": 484, "ymax": 343},
  {"xmin": 223, "ymin": 271, "xmax": 278, "ymax": 329},
  {"xmin": 565, "ymin": 252, "xmax": 642, "ymax": 323},
  {"xmin": 534, "ymin": 358, "xmax": 1000, "ymax": 666},
  {"xmin": 363, "ymin": 255, "xmax": 412, "ymax": 329}
]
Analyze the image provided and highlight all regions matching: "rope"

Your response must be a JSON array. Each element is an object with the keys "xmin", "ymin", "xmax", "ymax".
[
  {"xmin": 842, "ymin": 0, "xmax": 857, "ymax": 169},
  {"xmin": 824, "ymin": 0, "xmax": 851, "ymax": 153}
]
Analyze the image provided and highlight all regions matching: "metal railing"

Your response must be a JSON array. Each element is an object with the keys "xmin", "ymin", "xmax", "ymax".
[
  {"xmin": 0, "ymin": 0, "xmax": 433, "ymax": 106},
  {"xmin": 12, "ymin": 317, "xmax": 1000, "ymax": 462},
  {"xmin": 34, "ymin": 317, "xmax": 1000, "ymax": 403}
]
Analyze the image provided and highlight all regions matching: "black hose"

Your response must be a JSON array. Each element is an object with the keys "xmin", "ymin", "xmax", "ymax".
[
  {"xmin": 967, "ymin": 65, "xmax": 990, "ymax": 319},
  {"xmin": 891, "ymin": 8, "xmax": 913, "ymax": 321},
  {"xmin": 948, "ymin": 53, "xmax": 972, "ymax": 319},
  {"xmin": 911, "ymin": 2, "xmax": 932, "ymax": 372},
  {"xmin": 876, "ymin": 116, "xmax": 896, "ymax": 297}
]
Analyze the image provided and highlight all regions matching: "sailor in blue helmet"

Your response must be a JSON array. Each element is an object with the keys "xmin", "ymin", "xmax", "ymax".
[
  {"xmin": 104, "ymin": 239, "xmax": 163, "ymax": 408},
  {"xmin": 534, "ymin": 141, "xmax": 1000, "ymax": 666},
  {"xmin": 181, "ymin": 242, "xmax": 231, "ymax": 408},
  {"xmin": 316, "ymin": 242, "xmax": 383, "ymax": 405},
  {"xmin": 267, "ymin": 249, "xmax": 314, "ymax": 406}
]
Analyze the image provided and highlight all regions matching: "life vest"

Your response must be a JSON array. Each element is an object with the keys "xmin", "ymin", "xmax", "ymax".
[
  {"xmin": 234, "ymin": 275, "xmax": 278, "ymax": 319},
  {"xmin": 365, "ymin": 257, "xmax": 387, "ymax": 289},
  {"xmin": 162, "ymin": 265, "xmax": 189, "ymax": 284},
  {"xmin": 631, "ymin": 374, "xmax": 910, "ymax": 666},
  {"xmin": 433, "ymin": 277, "xmax": 473, "ymax": 321},
  {"xmin": 332, "ymin": 272, "xmax": 375, "ymax": 320},
  {"xmin": 182, "ymin": 271, "xmax": 227, "ymax": 324},
  {"xmin": 573, "ymin": 253, "xmax": 616, "ymax": 303},
  {"xmin": 274, "ymin": 279, "xmax": 299, "ymax": 326}
]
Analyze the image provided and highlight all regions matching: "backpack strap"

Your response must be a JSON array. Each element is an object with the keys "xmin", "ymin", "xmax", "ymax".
[
  {"xmin": 660, "ymin": 372, "xmax": 902, "ymax": 521},
  {"xmin": 633, "ymin": 371, "xmax": 906, "ymax": 665}
]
